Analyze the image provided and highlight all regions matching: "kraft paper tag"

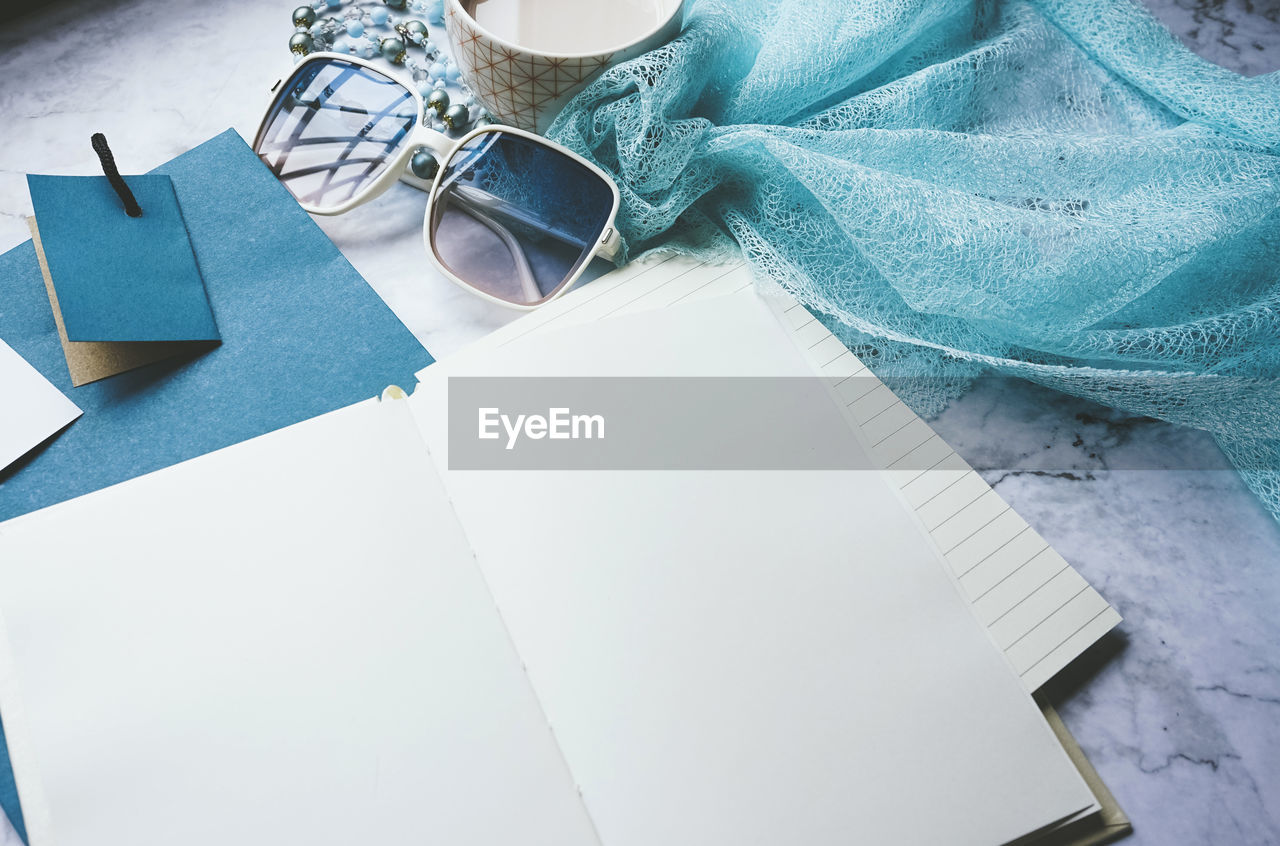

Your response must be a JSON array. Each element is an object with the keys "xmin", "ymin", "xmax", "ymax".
[{"xmin": 26, "ymin": 173, "xmax": 219, "ymax": 385}]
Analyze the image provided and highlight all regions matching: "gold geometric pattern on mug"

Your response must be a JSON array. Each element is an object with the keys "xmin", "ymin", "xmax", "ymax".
[{"xmin": 447, "ymin": 6, "xmax": 613, "ymax": 131}]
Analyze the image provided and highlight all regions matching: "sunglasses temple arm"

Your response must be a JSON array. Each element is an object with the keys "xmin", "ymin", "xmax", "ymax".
[
  {"xmin": 449, "ymin": 191, "xmax": 542, "ymax": 302},
  {"xmin": 597, "ymin": 226, "xmax": 622, "ymax": 261}
]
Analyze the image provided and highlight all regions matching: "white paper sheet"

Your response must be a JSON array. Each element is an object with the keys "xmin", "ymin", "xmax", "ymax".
[
  {"xmin": 431, "ymin": 256, "xmax": 1121, "ymax": 690},
  {"xmin": 408, "ymin": 291, "xmax": 1098, "ymax": 846},
  {"xmin": 770, "ymin": 297, "xmax": 1122, "ymax": 690},
  {"xmin": 0, "ymin": 338, "xmax": 79, "ymax": 472},
  {"xmin": 0, "ymin": 288, "xmax": 1098, "ymax": 846},
  {"xmin": 0, "ymin": 398, "xmax": 599, "ymax": 846}
]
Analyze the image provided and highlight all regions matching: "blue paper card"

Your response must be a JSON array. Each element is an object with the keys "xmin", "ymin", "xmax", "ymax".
[
  {"xmin": 27, "ymin": 174, "xmax": 219, "ymax": 343},
  {"xmin": 0, "ymin": 129, "xmax": 434, "ymax": 842}
]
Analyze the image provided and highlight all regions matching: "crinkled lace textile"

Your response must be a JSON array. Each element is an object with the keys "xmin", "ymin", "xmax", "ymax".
[{"xmin": 549, "ymin": 0, "xmax": 1280, "ymax": 520}]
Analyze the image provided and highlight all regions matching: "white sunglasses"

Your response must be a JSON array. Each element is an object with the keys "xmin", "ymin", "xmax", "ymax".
[{"xmin": 253, "ymin": 52, "xmax": 621, "ymax": 310}]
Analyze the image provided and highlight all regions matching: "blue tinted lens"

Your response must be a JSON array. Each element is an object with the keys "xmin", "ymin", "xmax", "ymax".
[
  {"xmin": 254, "ymin": 58, "xmax": 418, "ymax": 210},
  {"xmin": 429, "ymin": 131, "xmax": 615, "ymax": 305}
]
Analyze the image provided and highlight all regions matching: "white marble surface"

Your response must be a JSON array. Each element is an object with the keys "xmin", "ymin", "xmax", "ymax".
[
  {"xmin": 1144, "ymin": 0, "xmax": 1280, "ymax": 78},
  {"xmin": 0, "ymin": 1, "xmax": 1278, "ymax": 844}
]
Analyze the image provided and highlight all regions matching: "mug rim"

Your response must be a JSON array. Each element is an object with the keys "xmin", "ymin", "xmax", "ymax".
[{"xmin": 445, "ymin": 0, "xmax": 684, "ymax": 61}]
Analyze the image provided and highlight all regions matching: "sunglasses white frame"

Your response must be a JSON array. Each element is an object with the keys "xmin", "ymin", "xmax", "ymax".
[{"xmin": 255, "ymin": 52, "xmax": 622, "ymax": 310}]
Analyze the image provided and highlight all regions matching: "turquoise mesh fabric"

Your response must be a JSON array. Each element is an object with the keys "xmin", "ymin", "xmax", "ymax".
[{"xmin": 548, "ymin": 0, "xmax": 1280, "ymax": 521}]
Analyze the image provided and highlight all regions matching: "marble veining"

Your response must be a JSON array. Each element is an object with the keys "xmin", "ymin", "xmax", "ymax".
[
  {"xmin": 0, "ymin": 1, "xmax": 1277, "ymax": 844},
  {"xmin": 1143, "ymin": 0, "xmax": 1280, "ymax": 77},
  {"xmin": 930, "ymin": 378, "xmax": 1280, "ymax": 844}
]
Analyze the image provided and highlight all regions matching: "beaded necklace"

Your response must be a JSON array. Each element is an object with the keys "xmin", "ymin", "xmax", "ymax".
[{"xmin": 288, "ymin": 0, "xmax": 487, "ymax": 138}]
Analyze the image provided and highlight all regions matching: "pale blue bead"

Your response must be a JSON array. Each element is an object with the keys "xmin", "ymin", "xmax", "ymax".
[
  {"xmin": 446, "ymin": 64, "xmax": 461, "ymax": 82},
  {"xmin": 426, "ymin": 0, "xmax": 444, "ymax": 24},
  {"xmin": 332, "ymin": 36, "xmax": 349, "ymax": 52},
  {"xmin": 417, "ymin": 80, "xmax": 435, "ymax": 96},
  {"xmin": 345, "ymin": 19, "xmax": 364, "ymax": 37},
  {"xmin": 429, "ymin": 61, "xmax": 446, "ymax": 80},
  {"xmin": 361, "ymin": 43, "xmax": 377, "ymax": 58},
  {"xmin": 324, "ymin": 0, "xmax": 342, "ymax": 8},
  {"xmin": 369, "ymin": 6, "xmax": 389, "ymax": 24}
]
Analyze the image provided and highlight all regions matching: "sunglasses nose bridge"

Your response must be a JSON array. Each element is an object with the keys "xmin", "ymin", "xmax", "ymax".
[{"xmin": 410, "ymin": 125, "xmax": 455, "ymax": 161}]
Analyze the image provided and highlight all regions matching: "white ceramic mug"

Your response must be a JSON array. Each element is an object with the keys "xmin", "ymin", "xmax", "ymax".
[{"xmin": 445, "ymin": 0, "xmax": 685, "ymax": 133}]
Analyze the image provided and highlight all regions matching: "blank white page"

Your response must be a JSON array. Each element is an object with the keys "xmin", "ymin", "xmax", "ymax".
[
  {"xmin": 410, "ymin": 291, "xmax": 1097, "ymax": 846},
  {"xmin": 427, "ymin": 256, "xmax": 1121, "ymax": 690},
  {"xmin": 0, "ymin": 338, "xmax": 80, "ymax": 472},
  {"xmin": 769, "ymin": 296, "xmax": 1122, "ymax": 690},
  {"xmin": 0, "ymin": 399, "xmax": 600, "ymax": 846}
]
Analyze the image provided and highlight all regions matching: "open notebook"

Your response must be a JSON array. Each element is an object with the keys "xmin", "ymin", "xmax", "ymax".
[
  {"xmin": 451, "ymin": 255, "xmax": 1122, "ymax": 691},
  {"xmin": 0, "ymin": 290, "xmax": 1101, "ymax": 846}
]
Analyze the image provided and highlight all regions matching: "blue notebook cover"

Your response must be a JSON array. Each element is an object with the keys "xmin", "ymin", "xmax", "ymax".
[{"xmin": 0, "ymin": 129, "xmax": 434, "ymax": 840}]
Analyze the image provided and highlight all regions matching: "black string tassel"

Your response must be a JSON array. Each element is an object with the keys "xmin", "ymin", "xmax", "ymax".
[{"xmin": 90, "ymin": 133, "xmax": 142, "ymax": 217}]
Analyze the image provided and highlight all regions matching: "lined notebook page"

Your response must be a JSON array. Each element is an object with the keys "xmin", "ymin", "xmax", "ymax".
[{"xmin": 430, "ymin": 255, "xmax": 1121, "ymax": 690}]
